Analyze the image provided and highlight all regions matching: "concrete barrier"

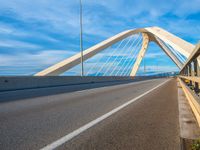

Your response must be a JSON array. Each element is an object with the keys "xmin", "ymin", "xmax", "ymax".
[
  {"xmin": 0, "ymin": 76, "xmax": 133, "ymax": 92},
  {"xmin": 0, "ymin": 76, "xmax": 164, "ymax": 92}
]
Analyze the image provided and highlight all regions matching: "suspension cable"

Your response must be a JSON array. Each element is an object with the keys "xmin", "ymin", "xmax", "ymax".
[
  {"xmin": 167, "ymin": 44, "xmax": 186, "ymax": 63},
  {"xmin": 121, "ymin": 37, "xmax": 143, "ymax": 76},
  {"xmin": 107, "ymin": 35, "xmax": 135, "ymax": 76},
  {"xmin": 123, "ymin": 38, "xmax": 142, "ymax": 75},
  {"xmin": 99, "ymin": 35, "xmax": 133, "ymax": 76},
  {"xmin": 116, "ymin": 34, "xmax": 142, "ymax": 76},
  {"xmin": 85, "ymin": 45, "xmax": 113, "ymax": 76},
  {"xmin": 94, "ymin": 38, "xmax": 126, "ymax": 76}
]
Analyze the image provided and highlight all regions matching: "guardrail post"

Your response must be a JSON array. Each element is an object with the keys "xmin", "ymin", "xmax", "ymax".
[
  {"xmin": 194, "ymin": 59, "xmax": 200, "ymax": 93},
  {"xmin": 184, "ymin": 68, "xmax": 187, "ymax": 76},
  {"xmin": 188, "ymin": 64, "xmax": 193, "ymax": 86}
]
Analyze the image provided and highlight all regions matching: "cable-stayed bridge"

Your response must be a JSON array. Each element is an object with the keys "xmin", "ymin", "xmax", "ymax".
[
  {"xmin": 35, "ymin": 26, "xmax": 192, "ymax": 76},
  {"xmin": 0, "ymin": 27, "xmax": 200, "ymax": 150}
]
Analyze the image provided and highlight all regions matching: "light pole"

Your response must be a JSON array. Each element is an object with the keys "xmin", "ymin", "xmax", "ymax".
[
  {"xmin": 79, "ymin": 0, "xmax": 84, "ymax": 76},
  {"xmin": 143, "ymin": 57, "xmax": 146, "ymax": 76}
]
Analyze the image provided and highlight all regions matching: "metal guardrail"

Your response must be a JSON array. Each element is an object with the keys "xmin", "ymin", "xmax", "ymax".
[
  {"xmin": 178, "ymin": 78, "xmax": 200, "ymax": 126},
  {"xmin": 178, "ymin": 42, "xmax": 200, "ymax": 126},
  {"xmin": 179, "ymin": 43, "xmax": 200, "ymax": 94},
  {"xmin": 179, "ymin": 76, "xmax": 200, "ymax": 84}
]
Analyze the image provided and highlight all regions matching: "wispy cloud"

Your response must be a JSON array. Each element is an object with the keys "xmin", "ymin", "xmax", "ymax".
[
  {"xmin": 0, "ymin": 50, "xmax": 76, "ymax": 75},
  {"xmin": 0, "ymin": 40, "xmax": 41, "ymax": 49},
  {"xmin": 144, "ymin": 52, "xmax": 165, "ymax": 58}
]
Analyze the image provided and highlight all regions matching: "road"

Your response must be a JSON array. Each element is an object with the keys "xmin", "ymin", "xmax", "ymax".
[{"xmin": 0, "ymin": 78, "xmax": 180, "ymax": 150}]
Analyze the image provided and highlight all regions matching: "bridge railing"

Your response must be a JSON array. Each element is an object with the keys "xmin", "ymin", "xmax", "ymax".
[
  {"xmin": 178, "ymin": 42, "xmax": 200, "ymax": 126},
  {"xmin": 179, "ymin": 43, "xmax": 200, "ymax": 93}
]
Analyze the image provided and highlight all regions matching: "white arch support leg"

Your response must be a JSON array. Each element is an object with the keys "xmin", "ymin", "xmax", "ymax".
[
  {"xmin": 130, "ymin": 33, "xmax": 149, "ymax": 77},
  {"xmin": 154, "ymin": 37, "xmax": 183, "ymax": 69}
]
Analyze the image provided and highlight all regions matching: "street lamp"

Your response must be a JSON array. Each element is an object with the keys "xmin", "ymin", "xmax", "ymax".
[{"xmin": 79, "ymin": 0, "xmax": 84, "ymax": 76}]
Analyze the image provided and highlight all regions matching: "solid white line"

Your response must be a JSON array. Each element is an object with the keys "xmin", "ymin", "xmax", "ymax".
[{"xmin": 40, "ymin": 79, "xmax": 171, "ymax": 150}]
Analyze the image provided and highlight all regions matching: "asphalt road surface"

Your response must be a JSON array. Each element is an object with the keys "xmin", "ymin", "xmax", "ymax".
[{"xmin": 0, "ymin": 78, "xmax": 180, "ymax": 150}]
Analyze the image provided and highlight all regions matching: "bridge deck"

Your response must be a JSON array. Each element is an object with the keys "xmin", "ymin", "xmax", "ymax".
[
  {"xmin": 62, "ymin": 79, "xmax": 180, "ymax": 150},
  {"xmin": 0, "ymin": 78, "xmax": 180, "ymax": 150}
]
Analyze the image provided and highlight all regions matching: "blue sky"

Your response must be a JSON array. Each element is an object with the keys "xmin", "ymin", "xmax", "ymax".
[{"xmin": 0, "ymin": 0, "xmax": 199, "ymax": 75}]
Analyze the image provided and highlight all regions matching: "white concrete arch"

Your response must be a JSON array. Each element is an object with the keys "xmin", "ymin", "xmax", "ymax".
[{"xmin": 35, "ymin": 26, "xmax": 195, "ymax": 76}]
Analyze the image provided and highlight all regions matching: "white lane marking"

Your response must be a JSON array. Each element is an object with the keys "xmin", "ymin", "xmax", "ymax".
[{"xmin": 41, "ymin": 79, "xmax": 171, "ymax": 150}]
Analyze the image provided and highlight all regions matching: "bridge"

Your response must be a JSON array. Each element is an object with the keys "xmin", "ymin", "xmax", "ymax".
[{"xmin": 0, "ymin": 27, "xmax": 200, "ymax": 150}]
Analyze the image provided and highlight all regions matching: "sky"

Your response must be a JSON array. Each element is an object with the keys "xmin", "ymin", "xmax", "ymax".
[{"xmin": 0, "ymin": 0, "xmax": 199, "ymax": 76}]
